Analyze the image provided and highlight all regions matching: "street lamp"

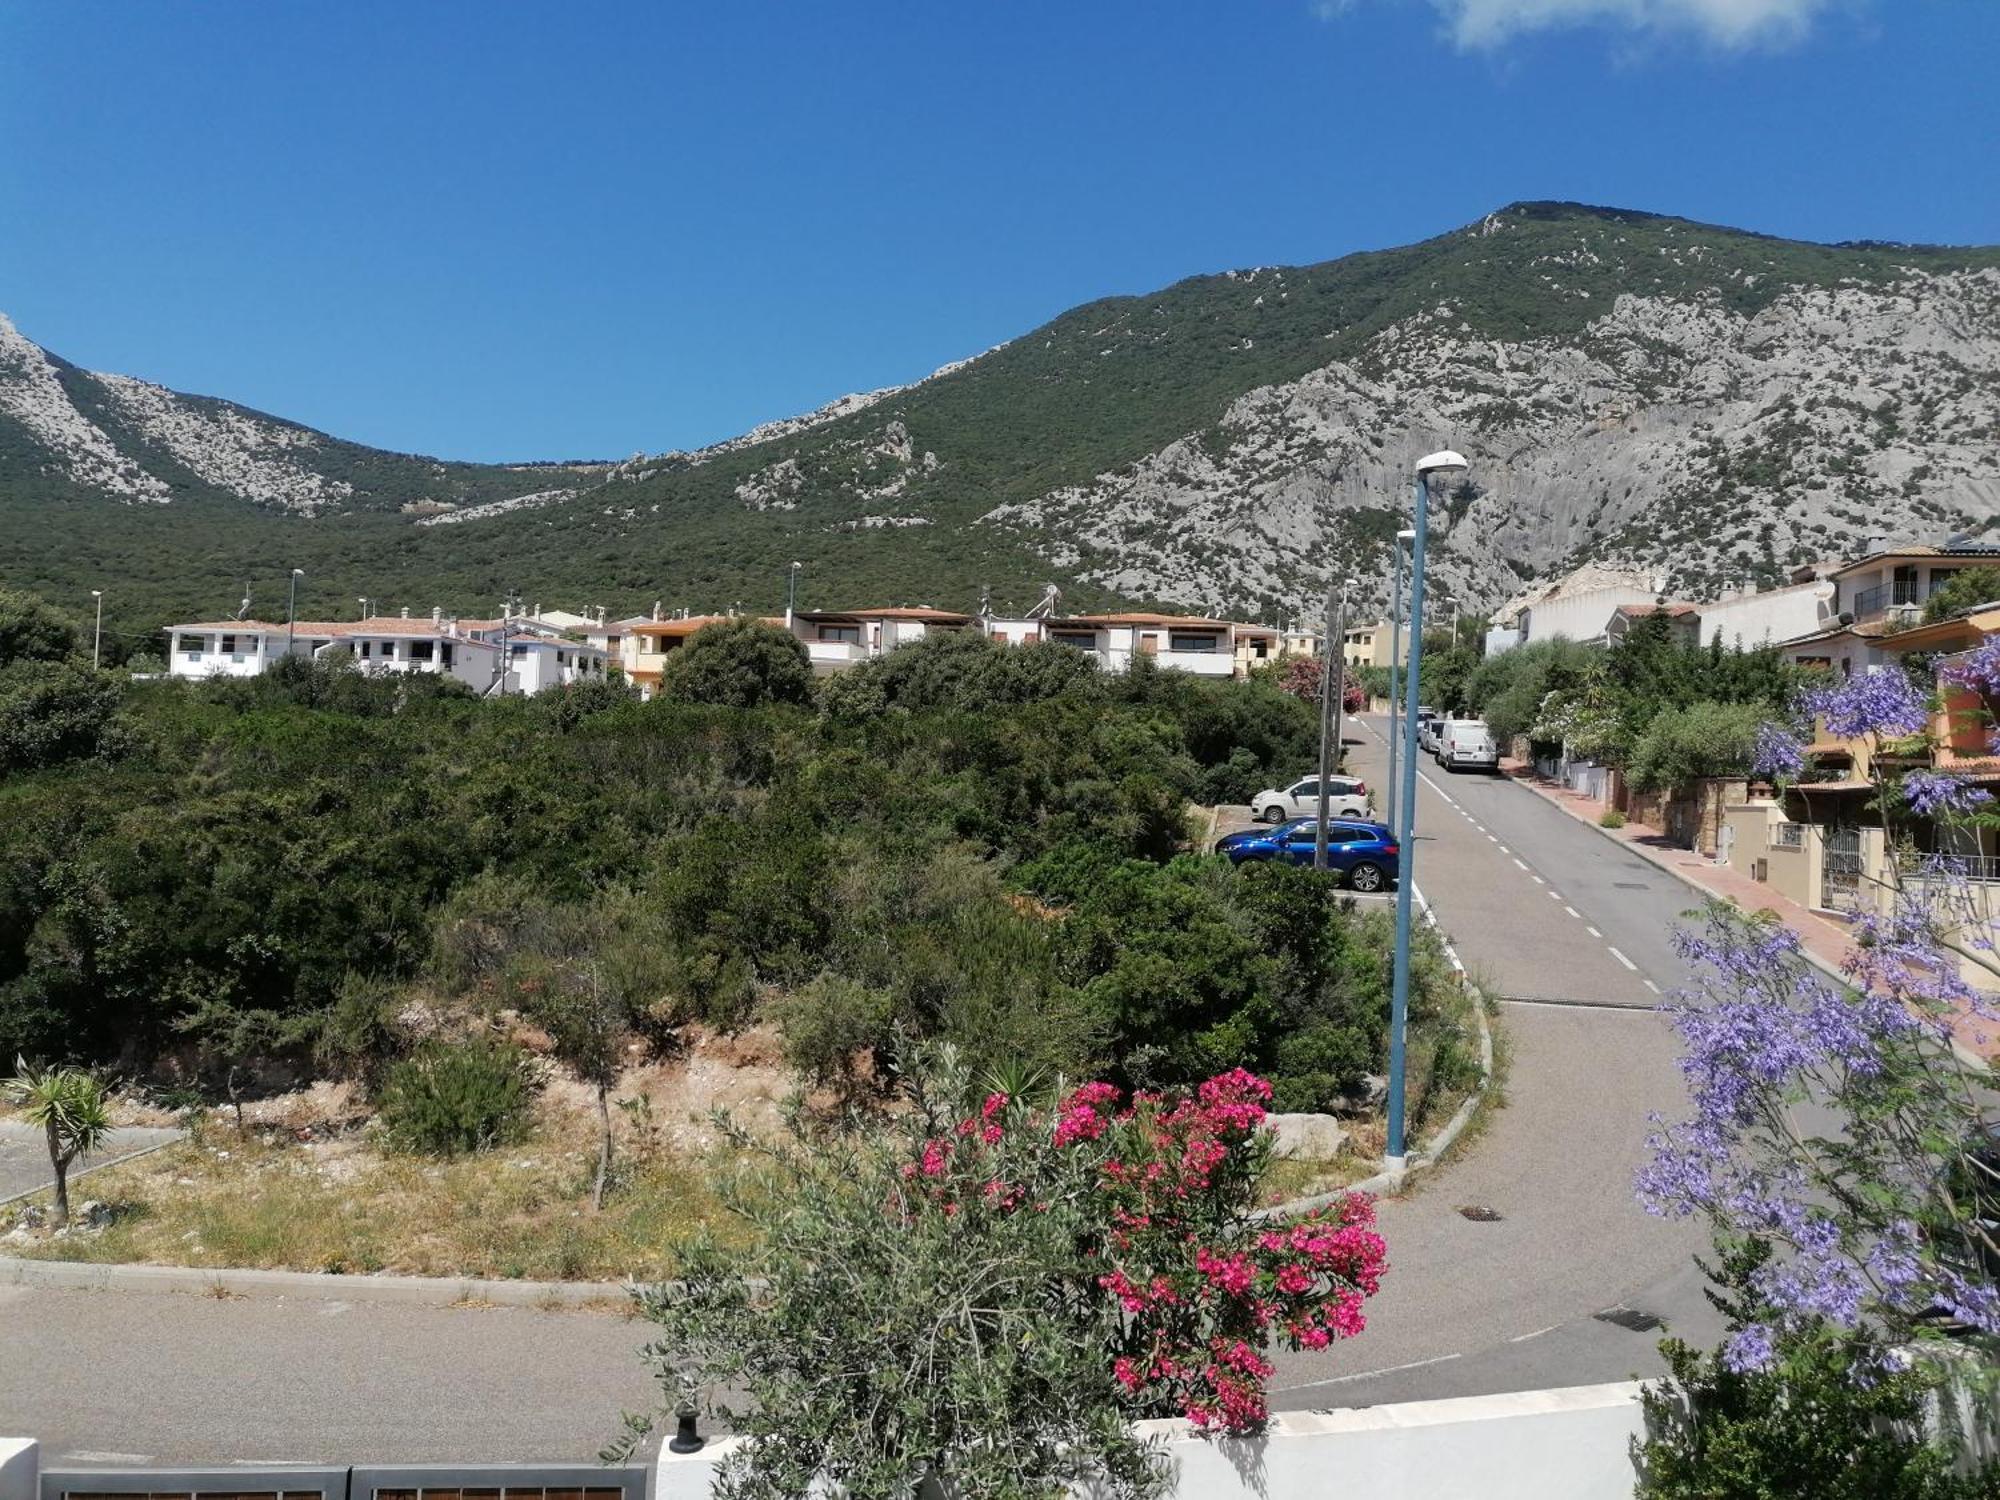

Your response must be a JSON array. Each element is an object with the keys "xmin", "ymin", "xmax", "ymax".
[
  {"xmin": 1387, "ymin": 449, "xmax": 1468, "ymax": 1168},
  {"xmin": 286, "ymin": 568, "xmax": 304, "ymax": 653},
  {"xmin": 786, "ymin": 561, "xmax": 803, "ymax": 626},
  {"xmin": 1313, "ymin": 576, "xmax": 1358, "ymax": 870},
  {"xmin": 90, "ymin": 590, "xmax": 103, "ymax": 669},
  {"xmin": 1385, "ymin": 530, "xmax": 1415, "ymax": 835}
]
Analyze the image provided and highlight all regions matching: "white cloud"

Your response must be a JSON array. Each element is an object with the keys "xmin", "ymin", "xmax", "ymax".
[{"xmin": 1430, "ymin": 0, "xmax": 1835, "ymax": 48}]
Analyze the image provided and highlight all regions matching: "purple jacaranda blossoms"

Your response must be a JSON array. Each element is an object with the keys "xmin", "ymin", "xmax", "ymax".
[
  {"xmin": 1802, "ymin": 667, "xmax": 1930, "ymax": 741},
  {"xmin": 1722, "ymin": 1322, "xmax": 1777, "ymax": 1374},
  {"xmin": 1901, "ymin": 769, "xmax": 1994, "ymax": 818},
  {"xmin": 1638, "ymin": 902, "xmax": 2000, "ymax": 1366},
  {"xmin": 1942, "ymin": 634, "xmax": 2000, "ymax": 699},
  {"xmin": 1751, "ymin": 721, "xmax": 1805, "ymax": 781}
]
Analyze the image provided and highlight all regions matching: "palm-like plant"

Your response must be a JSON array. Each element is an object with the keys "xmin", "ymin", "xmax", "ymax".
[{"xmin": 5, "ymin": 1058, "xmax": 111, "ymax": 1228}]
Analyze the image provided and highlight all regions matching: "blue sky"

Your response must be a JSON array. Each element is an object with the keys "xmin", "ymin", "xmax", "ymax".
[{"xmin": 1, "ymin": 1, "xmax": 1992, "ymax": 462}]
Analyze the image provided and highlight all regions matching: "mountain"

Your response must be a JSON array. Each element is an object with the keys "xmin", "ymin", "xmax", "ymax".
[{"xmin": 4, "ymin": 201, "xmax": 1998, "ymax": 656}]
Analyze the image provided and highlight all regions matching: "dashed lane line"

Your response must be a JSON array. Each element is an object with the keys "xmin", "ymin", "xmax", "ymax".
[
  {"xmin": 1607, "ymin": 946, "xmax": 1638, "ymax": 971},
  {"xmin": 1564, "ymin": 906, "xmax": 1581, "ymax": 919},
  {"xmin": 1643, "ymin": 979, "xmax": 1661, "ymax": 995},
  {"xmin": 1586, "ymin": 925, "xmax": 1602, "ymax": 938},
  {"xmin": 1511, "ymin": 857, "xmax": 1528, "ymax": 872},
  {"xmin": 1275, "ymin": 1350, "xmax": 1464, "ymax": 1392}
]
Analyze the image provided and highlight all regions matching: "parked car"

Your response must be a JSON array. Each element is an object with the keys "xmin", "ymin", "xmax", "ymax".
[
  {"xmin": 1213, "ymin": 818, "xmax": 1400, "ymax": 891},
  {"xmin": 1438, "ymin": 718, "xmax": 1500, "ymax": 773},
  {"xmin": 1250, "ymin": 775, "xmax": 1369, "ymax": 824},
  {"xmin": 1416, "ymin": 712, "xmax": 1443, "ymax": 754}
]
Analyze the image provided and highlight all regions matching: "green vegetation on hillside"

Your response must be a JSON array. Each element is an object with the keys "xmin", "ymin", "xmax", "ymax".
[{"xmin": 7, "ymin": 202, "xmax": 1997, "ymax": 655}]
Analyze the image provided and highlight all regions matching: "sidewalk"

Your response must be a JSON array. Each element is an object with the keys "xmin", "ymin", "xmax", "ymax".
[{"xmin": 1501, "ymin": 759, "xmax": 1999, "ymax": 1061}]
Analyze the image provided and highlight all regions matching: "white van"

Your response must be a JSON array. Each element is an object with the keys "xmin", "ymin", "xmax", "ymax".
[{"xmin": 1438, "ymin": 719, "xmax": 1499, "ymax": 773}]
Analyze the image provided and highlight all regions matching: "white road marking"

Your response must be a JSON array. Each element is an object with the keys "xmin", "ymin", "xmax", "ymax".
[
  {"xmin": 1496, "ymin": 844, "xmax": 1510, "ymax": 854},
  {"xmin": 1643, "ymin": 979, "xmax": 1661, "ymax": 994},
  {"xmin": 1546, "ymin": 889, "xmax": 1562, "ymax": 900},
  {"xmin": 1511, "ymin": 857, "xmax": 1528, "ymax": 871},
  {"xmin": 1277, "ymin": 1350, "xmax": 1464, "ymax": 1391},
  {"xmin": 1508, "ymin": 1324, "xmax": 1560, "ymax": 1344},
  {"xmin": 1564, "ymin": 906, "xmax": 1581, "ymax": 919},
  {"xmin": 1586, "ymin": 925, "xmax": 1602, "ymax": 937},
  {"xmin": 1607, "ymin": 946, "xmax": 1638, "ymax": 971},
  {"xmin": 1485, "ymin": 833, "xmax": 1498, "ymax": 843},
  {"xmin": 65, "ymin": 1454, "xmax": 152, "ymax": 1464},
  {"xmin": 1531, "ymin": 874, "xmax": 1545, "ymax": 885}
]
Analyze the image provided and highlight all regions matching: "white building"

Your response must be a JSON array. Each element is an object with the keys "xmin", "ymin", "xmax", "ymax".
[
  {"xmin": 1691, "ymin": 576, "xmax": 1836, "ymax": 650},
  {"xmin": 163, "ymin": 610, "xmax": 606, "ymax": 696},
  {"xmin": 789, "ymin": 606, "xmax": 975, "ymax": 674},
  {"xmin": 1033, "ymin": 613, "xmax": 1239, "ymax": 677}
]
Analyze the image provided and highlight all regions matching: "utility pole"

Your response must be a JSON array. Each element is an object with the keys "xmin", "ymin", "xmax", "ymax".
[
  {"xmin": 286, "ymin": 568, "xmax": 304, "ymax": 654},
  {"xmin": 1314, "ymin": 577, "xmax": 1352, "ymax": 870},
  {"xmin": 90, "ymin": 590, "xmax": 103, "ymax": 669}
]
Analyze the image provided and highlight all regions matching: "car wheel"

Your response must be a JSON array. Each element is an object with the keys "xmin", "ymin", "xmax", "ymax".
[
  {"xmin": 1260, "ymin": 805, "xmax": 1286, "ymax": 824},
  {"xmin": 1348, "ymin": 861, "xmax": 1386, "ymax": 893}
]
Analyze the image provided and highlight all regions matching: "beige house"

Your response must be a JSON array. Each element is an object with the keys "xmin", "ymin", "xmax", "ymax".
[{"xmin": 1340, "ymin": 619, "xmax": 1407, "ymax": 670}]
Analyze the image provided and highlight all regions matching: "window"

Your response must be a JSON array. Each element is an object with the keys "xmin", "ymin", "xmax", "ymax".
[
  {"xmin": 1050, "ymin": 630, "xmax": 1096, "ymax": 648},
  {"xmin": 557, "ymin": 651, "xmax": 568, "ymax": 666},
  {"xmin": 440, "ymin": 642, "xmax": 455, "ymax": 668},
  {"xmin": 1289, "ymin": 780, "xmax": 1319, "ymax": 798},
  {"xmin": 1893, "ymin": 564, "xmax": 1920, "ymax": 606},
  {"xmin": 358, "ymin": 640, "xmax": 371, "ymax": 658},
  {"xmin": 220, "ymin": 633, "xmax": 237, "ymax": 655},
  {"xmin": 1771, "ymin": 823, "xmax": 1806, "ymax": 850},
  {"xmin": 511, "ymin": 643, "xmax": 529, "ymax": 657},
  {"xmin": 1168, "ymin": 632, "xmax": 1218, "ymax": 653},
  {"xmin": 408, "ymin": 640, "xmax": 433, "ymax": 662},
  {"xmin": 177, "ymin": 634, "xmax": 205, "ymax": 655},
  {"xmin": 378, "ymin": 641, "xmax": 397, "ymax": 660},
  {"xmin": 818, "ymin": 625, "xmax": 862, "ymax": 644}
]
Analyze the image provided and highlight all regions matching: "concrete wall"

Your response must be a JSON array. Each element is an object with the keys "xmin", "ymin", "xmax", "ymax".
[
  {"xmin": 653, "ymin": 1383, "xmax": 1649, "ymax": 1500},
  {"xmin": 1721, "ymin": 802, "xmax": 1814, "ymax": 908},
  {"xmin": 1521, "ymin": 585, "xmax": 1661, "ymax": 647},
  {"xmin": 1696, "ymin": 582, "xmax": 1834, "ymax": 650},
  {"xmin": 0, "ymin": 1441, "xmax": 33, "ymax": 1500}
]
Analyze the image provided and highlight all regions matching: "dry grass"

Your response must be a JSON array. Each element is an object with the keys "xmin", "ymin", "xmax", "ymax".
[{"xmin": 11, "ymin": 1099, "xmax": 744, "ymax": 1282}]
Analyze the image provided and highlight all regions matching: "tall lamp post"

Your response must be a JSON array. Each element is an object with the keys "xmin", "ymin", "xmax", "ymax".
[
  {"xmin": 1384, "ymin": 530, "xmax": 1414, "ymax": 835},
  {"xmin": 90, "ymin": 590, "xmax": 103, "ymax": 669},
  {"xmin": 1314, "ymin": 576, "xmax": 1357, "ymax": 870},
  {"xmin": 786, "ymin": 561, "xmax": 803, "ymax": 627},
  {"xmin": 286, "ymin": 568, "xmax": 304, "ymax": 654},
  {"xmin": 1387, "ymin": 450, "xmax": 1468, "ymax": 1168}
]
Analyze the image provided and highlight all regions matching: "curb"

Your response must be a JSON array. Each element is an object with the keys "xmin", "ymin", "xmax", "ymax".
[
  {"xmin": 1255, "ymin": 882, "xmax": 1498, "ymax": 1222},
  {"xmin": 1508, "ymin": 769, "xmax": 1994, "ymax": 1072},
  {"xmin": 0, "ymin": 1253, "xmax": 634, "ymax": 1307}
]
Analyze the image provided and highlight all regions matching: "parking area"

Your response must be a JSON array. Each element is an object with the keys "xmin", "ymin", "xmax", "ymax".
[{"xmin": 0, "ymin": 1123, "xmax": 182, "ymax": 1204}]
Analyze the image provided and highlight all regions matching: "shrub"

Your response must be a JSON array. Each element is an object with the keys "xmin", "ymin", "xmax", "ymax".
[
  {"xmin": 619, "ymin": 1053, "xmax": 1388, "ymax": 1495},
  {"xmin": 377, "ymin": 1039, "xmax": 535, "ymax": 1156},
  {"xmin": 1599, "ymin": 809, "xmax": 1627, "ymax": 829},
  {"xmin": 659, "ymin": 620, "xmax": 813, "ymax": 709}
]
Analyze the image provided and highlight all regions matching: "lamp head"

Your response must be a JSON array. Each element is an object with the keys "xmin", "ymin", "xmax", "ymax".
[
  {"xmin": 790, "ymin": 561, "xmax": 802, "ymax": 571},
  {"xmin": 292, "ymin": 567, "xmax": 305, "ymax": 577},
  {"xmin": 91, "ymin": 589, "xmax": 102, "ymax": 598},
  {"xmin": 1396, "ymin": 528, "xmax": 1417, "ymax": 544},
  {"xmin": 1416, "ymin": 449, "xmax": 1469, "ymax": 477}
]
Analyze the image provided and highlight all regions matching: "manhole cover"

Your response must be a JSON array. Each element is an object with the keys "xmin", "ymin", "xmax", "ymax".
[
  {"xmin": 1614, "ymin": 881, "xmax": 1650, "ymax": 890},
  {"xmin": 1594, "ymin": 1307, "xmax": 1663, "ymax": 1332},
  {"xmin": 1457, "ymin": 1205, "xmax": 1504, "ymax": 1222}
]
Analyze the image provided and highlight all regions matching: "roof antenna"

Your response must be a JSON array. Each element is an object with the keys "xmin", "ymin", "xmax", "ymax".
[
  {"xmin": 1027, "ymin": 583, "xmax": 1061, "ymax": 620},
  {"xmin": 233, "ymin": 581, "xmax": 252, "ymax": 621}
]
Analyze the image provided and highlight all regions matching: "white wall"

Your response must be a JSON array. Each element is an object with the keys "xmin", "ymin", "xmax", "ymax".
[
  {"xmin": 653, "ymin": 1383, "xmax": 1648, "ymax": 1500},
  {"xmin": 0, "ymin": 1440, "xmax": 35, "ymax": 1500},
  {"xmin": 1697, "ymin": 582, "xmax": 1833, "ymax": 650},
  {"xmin": 1521, "ymin": 585, "xmax": 1661, "ymax": 647}
]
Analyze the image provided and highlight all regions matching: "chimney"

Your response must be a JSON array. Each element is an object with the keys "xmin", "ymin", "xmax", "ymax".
[
  {"xmin": 653, "ymin": 600, "xmax": 662, "ymax": 622},
  {"xmin": 431, "ymin": 606, "xmax": 443, "ymax": 625},
  {"xmin": 532, "ymin": 603, "xmax": 541, "ymax": 619},
  {"xmin": 400, "ymin": 606, "xmax": 410, "ymax": 619}
]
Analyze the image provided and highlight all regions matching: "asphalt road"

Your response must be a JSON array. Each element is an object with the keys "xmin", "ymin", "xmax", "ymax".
[
  {"xmin": 0, "ymin": 718, "xmax": 1725, "ymax": 1457},
  {"xmin": 1264, "ymin": 716, "xmax": 1719, "ymax": 1409}
]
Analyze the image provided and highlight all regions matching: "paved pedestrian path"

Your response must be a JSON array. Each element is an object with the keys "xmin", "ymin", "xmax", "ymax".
[{"xmin": 0, "ymin": 1122, "xmax": 182, "ymax": 1205}]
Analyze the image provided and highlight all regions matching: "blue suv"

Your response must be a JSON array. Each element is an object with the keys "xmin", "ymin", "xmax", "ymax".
[{"xmin": 1213, "ymin": 818, "xmax": 1400, "ymax": 891}]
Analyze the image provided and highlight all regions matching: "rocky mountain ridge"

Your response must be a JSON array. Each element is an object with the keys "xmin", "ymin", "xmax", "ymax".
[{"xmin": 2, "ymin": 203, "xmax": 1996, "ymax": 640}]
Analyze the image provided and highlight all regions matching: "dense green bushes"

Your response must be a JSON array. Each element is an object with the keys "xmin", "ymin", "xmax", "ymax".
[{"xmin": 0, "ymin": 603, "xmax": 1443, "ymax": 1119}]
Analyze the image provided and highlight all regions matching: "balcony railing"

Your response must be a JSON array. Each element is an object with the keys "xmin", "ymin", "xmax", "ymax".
[
  {"xmin": 1906, "ymin": 853, "xmax": 2000, "ymax": 884},
  {"xmin": 1850, "ymin": 580, "xmax": 1922, "ymax": 620}
]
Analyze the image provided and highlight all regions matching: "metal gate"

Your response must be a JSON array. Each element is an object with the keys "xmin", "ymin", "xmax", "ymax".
[{"xmin": 1822, "ymin": 826, "xmax": 1863, "ymax": 910}]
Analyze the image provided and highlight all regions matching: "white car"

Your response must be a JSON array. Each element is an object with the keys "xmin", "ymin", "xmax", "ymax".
[
  {"xmin": 1438, "ymin": 718, "xmax": 1500, "ymax": 773},
  {"xmin": 1251, "ymin": 775, "xmax": 1370, "ymax": 824}
]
